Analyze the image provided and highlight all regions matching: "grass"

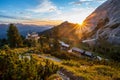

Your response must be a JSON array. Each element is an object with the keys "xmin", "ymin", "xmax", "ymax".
[
  {"xmin": 1, "ymin": 47, "xmax": 120, "ymax": 80},
  {"xmin": 31, "ymin": 50, "xmax": 120, "ymax": 80},
  {"xmin": 60, "ymin": 59, "xmax": 120, "ymax": 80}
]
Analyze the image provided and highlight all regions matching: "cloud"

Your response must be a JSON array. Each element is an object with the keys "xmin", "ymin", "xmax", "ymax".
[
  {"xmin": 0, "ymin": 14, "xmax": 62, "ymax": 26},
  {"xmin": 95, "ymin": 0, "xmax": 106, "ymax": 3},
  {"xmin": 69, "ymin": 0, "xmax": 106, "ymax": 5},
  {"xmin": 69, "ymin": 0, "xmax": 93, "ymax": 5},
  {"xmin": 0, "ymin": 0, "xmax": 106, "ymax": 25},
  {"xmin": 0, "ymin": 20, "xmax": 9, "ymax": 24},
  {"xmin": 47, "ymin": 7, "xmax": 95, "ymax": 23},
  {"xmin": 24, "ymin": 20, "xmax": 62, "ymax": 26},
  {"xmin": 28, "ymin": 0, "xmax": 61, "ymax": 14},
  {"xmin": 0, "ymin": 14, "xmax": 32, "ymax": 21}
]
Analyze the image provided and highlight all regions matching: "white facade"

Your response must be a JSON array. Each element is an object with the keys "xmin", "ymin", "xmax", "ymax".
[{"xmin": 26, "ymin": 32, "xmax": 40, "ymax": 40}]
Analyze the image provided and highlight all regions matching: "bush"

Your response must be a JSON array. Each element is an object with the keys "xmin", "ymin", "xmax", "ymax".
[
  {"xmin": 62, "ymin": 60, "xmax": 81, "ymax": 67},
  {"xmin": 110, "ymin": 52, "xmax": 120, "ymax": 62},
  {"xmin": 50, "ymin": 51, "xmax": 71, "ymax": 60},
  {"xmin": 1, "ymin": 45, "xmax": 10, "ymax": 50},
  {"xmin": 0, "ymin": 51, "xmax": 59, "ymax": 80}
]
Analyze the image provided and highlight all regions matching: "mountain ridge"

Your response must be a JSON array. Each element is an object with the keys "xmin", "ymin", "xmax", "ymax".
[
  {"xmin": 0, "ymin": 24, "xmax": 52, "ymax": 39},
  {"xmin": 80, "ymin": 0, "xmax": 120, "ymax": 45}
]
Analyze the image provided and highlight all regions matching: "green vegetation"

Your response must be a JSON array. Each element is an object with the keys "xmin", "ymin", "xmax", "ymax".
[
  {"xmin": 0, "ymin": 46, "xmax": 120, "ymax": 80},
  {"xmin": 24, "ymin": 39, "xmax": 38, "ymax": 47},
  {"xmin": 61, "ymin": 58, "xmax": 120, "ymax": 80},
  {"xmin": 49, "ymin": 51, "xmax": 80, "ymax": 60},
  {"xmin": 0, "ymin": 49, "xmax": 59, "ymax": 80},
  {"xmin": 7, "ymin": 24, "xmax": 23, "ymax": 48},
  {"xmin": 91, "ymin": 37, "xmax": 120, "ymax": 61},
  {"xmin": 0, "ymin": 38, "xmax": 8, "ymax": 47}
]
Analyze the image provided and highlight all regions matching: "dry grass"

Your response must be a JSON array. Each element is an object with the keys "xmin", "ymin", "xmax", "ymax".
[{"xmin": 60, "ymin": 59, "xmax": 120, "ymax": 80}]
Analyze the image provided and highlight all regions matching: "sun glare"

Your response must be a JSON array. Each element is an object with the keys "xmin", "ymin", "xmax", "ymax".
[
  {"xmin": 78, "ymin": 21, "xmax": 84, "ymax": 25},
  {"xmin": 70, "ymin": 19, "xmax": 84, "ymax": 25},
  {"xmin": 77, "ymin": 21, "xmax": 84, "ymax": 27}
]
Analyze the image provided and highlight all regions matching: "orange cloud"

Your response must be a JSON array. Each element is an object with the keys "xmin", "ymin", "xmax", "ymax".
[{"xmin": 23, "ymin": 20, "xmax": 63, "ymax": 26}]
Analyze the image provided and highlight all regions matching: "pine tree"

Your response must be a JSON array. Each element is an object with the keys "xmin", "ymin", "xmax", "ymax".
[{"xmin": 7, "ymin": 24, "xmax": 23, "ymax": 48}]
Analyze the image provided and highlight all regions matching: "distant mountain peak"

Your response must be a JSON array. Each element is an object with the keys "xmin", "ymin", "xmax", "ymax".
[{"xmin": 59, "ymin": 21, "xmax": 72, "ymax": 25}]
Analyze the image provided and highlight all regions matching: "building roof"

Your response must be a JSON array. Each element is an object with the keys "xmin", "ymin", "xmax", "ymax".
[
  {"xmin": 97, "ymin": 56, "xmax": 102, "ymax": 61},
  {"xmin": 72, "ymin": 47, "xmax": 84, "ymax": 53},
  {"xmin": 59, "ymin": 41, "xmax": 70, "ymax": 47},
  {"xmin": 84, "ymin": 51, "xmax": 92, "ymax": 56}
]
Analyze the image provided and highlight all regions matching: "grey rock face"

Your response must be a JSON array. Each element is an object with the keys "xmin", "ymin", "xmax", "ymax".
[{"xmin": 82, "ymin": 0, "xmax": 120, "ymax": 45}]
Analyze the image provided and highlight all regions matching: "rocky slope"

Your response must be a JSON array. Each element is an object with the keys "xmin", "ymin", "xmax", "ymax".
[{"xmin": 82, "ymin": 0, "xmax": 120, "ymax": 45}]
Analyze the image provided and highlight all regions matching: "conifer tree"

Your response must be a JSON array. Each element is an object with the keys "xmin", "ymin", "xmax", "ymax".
[{"xmin": 7, "ymin": 24, "xmax": 23, "ymax": 48}]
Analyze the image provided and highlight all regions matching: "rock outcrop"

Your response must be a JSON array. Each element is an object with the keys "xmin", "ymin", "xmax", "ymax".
[{"xmin": 82, "ymin": 0, "xmax": 120, "ymax": 45}]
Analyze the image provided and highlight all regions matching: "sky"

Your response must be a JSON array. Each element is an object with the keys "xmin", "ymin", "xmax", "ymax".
[{"xmin": 0, "ymin": 0, "xmax": 107, "ymax": 26}]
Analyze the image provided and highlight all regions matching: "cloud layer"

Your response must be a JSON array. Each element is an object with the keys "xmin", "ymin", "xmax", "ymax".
[
  {"xmin": 0, "ymin": 0, "xmax": 107, "ymax": 25},
  {"xmin": 28, "ymin": 0, "xmax": 60, "ymax": 14},
  {"xmin": 70, "ymin": 0, "xmax": 106, "ymax": 5},
  {"xmin": 0, "ymin": 15, "xmax": 31, "ymax": 20}
]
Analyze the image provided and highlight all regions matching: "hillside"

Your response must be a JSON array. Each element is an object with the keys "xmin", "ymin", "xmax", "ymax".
[{"xmin": 41, "ymin": 21, "xmax": 86, "ymax": 44}]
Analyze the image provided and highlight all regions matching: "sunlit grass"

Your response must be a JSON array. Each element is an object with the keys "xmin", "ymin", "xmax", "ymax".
[
  {"xmin": 2, "ymin": 47, "xmax": 119, "ymax": 80},
  {"xmin": 60, "ymin": 59, "xmax": 120, "ymax": 80},
  {"xmin": 30, "ymin": 50, "xmax": 120, "ymax": 80}
]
